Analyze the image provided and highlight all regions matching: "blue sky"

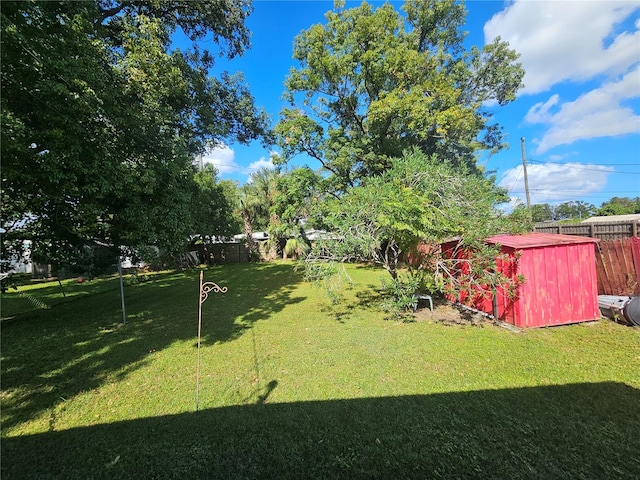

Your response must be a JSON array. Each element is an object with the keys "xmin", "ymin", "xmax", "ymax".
[{"xmin": 189, "ymin": 0, "xmax": 639, "ymax": 209}]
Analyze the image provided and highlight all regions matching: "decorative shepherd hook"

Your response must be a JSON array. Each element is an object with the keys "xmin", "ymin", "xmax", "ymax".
[{"xmin": 196, "ymin": 270, "xmax": 228, "ymax": 411}]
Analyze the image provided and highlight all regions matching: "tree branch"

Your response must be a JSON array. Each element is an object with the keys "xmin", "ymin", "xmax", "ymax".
[{"xmin": 97, "ymin": 1, "xmax": 131, "ymax": 24}]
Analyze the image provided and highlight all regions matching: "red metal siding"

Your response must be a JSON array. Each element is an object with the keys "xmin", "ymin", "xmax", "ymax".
[
  {"xmin": 510, "ymin": 243, "xmax": 600, "ymax": 327},
  {"xmin": 443, "ymin": 234, "xmax": 600, "ymax": 327}
]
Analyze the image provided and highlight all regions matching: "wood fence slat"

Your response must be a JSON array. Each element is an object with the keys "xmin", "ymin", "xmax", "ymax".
[
  {"xmin": 622, "ymin": 239, "xmax": 635, "ymax": 293},
  {"xmin": 534, "ymin": 220, "xmax": 639, "ymax": 240},
  {"xmin": 622, "ymin": 239, "xmax": 636, "ymax": 293},
  {"xmin": 606, "ymin": 241, "xmax": 618, "ymax": 293},
  {"xmin": 601, "ymin": 242, "xmax": 616, "ymax": 295},
  {"xmin": 597, "ymin": 239, "xmax": 636, "ymax": 295},
  {"xmin": 595, "ymin": 239, "xmax": 640, "ymax": 295},
  {"xmin": 611, "ymin": 241, "xmax": 626, "ymax": 295},
  {"xmin": 195, "ymin": 243, "xmax": 250, "ymax": 264},
  {"xmin": 595, "ymin": 246, "xmax": 609, "ymax": 295},
  {"xmin": 616, "ymin": 240, "xmax": 633, "ymax": 294}
]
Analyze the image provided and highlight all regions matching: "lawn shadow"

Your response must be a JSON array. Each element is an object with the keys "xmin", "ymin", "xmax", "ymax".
[
  {"xmin": 2, "ymin": 382, "xmax": 638, "ymax": 479},
  {"xmin": 353, "ymin": 284, "xmax": 385, "ymax": 310},
  {"xmin": 0, "ymin": 263, "xmax": 305, "ymax": 431},
  {"xmin": 0, "ymin": 270, "xmax": 194, "ymax": 319},
  {"xmin": 199, "ymin": 262, "xmax": 306, "ymax": 345},
  {"xmin": 318, "ymin": 284, "xmax": 382, "ymax": 323}
]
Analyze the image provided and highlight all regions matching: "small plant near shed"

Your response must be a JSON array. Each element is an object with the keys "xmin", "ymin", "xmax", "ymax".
[
  {"xmin": 283, "ymin": 237, "xmax": 310, "ymax": 260},
  {"xmin": 380, "ymin": 273, "xmax": 421, "ymax": 320}
]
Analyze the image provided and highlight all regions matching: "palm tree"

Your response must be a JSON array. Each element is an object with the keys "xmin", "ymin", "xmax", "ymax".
[{"xmin": 237, "ymin": 167, "xmax": 279, "ymax": 259}]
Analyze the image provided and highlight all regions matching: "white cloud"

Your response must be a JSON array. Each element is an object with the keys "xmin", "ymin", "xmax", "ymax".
[
  {"xmin": 246, "ymin": 151, "xmax": 279, "ymax": 179},
  {"xmin": 247, "ymin": 157, "xmax": 274, "ymax": 174},
  {"xmin": 548, "ymin": 152, "xmax": 577, "ymax": 162},
  {"xmin": 499, "ymin": 162, "xmax": 614, "ymax": 203},
  {"xmin": 201, "ymin": 145, "xmax": 239, "ymax": 175},
  {"xmin": 525, "ymin": 67, "xmax": 640, "ymax": 153},
  {"xmin": 484, "ymin": 1, "xmax": 640, "ymax": 94},
  {"xmin": 201, "ymin": 145, "xmax": 276, "ymax": 181},
  {"xmin": 524, "ymin": 94, "xmax": 560, "ymax": 124}
]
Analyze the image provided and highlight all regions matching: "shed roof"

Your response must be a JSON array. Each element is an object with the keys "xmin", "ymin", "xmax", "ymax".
[{"xmin": 486, "ymin": 232, "xmax": 599, "ymax": 249}]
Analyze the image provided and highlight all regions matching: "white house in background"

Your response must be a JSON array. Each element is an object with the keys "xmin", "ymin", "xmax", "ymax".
[
  {"xmin": 233, "ymin": 231, "xmax": 269, "ymax": 242},
  {"xmin": 581, "ymin": 214, "xmax": 640, "ymax": 224},
  {"xmin": 304, "ymin": 229, "xmax": 332, "ymax": 241},
  {"xmin": 232, "ymin": 229, "xmax": 337, "ymax": 242}
]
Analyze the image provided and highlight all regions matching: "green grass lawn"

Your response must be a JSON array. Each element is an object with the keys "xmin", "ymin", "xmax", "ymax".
[{"xmin": 1, "ymin": 263, "xmax": 639, "ymax": 479}]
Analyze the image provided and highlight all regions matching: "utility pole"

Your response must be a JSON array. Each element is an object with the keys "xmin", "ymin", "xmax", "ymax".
[{"xmin": 520, "ymin": 137, "xmax": 531, "ymax": 208}]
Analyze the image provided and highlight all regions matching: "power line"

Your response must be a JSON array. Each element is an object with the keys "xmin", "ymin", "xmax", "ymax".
[
  {"xmin": 511, "ymin": 189, "xmax": 640, "ymax": 195},
  {"xmin": 529, "ymin": 160, "xmax": 640, "ymax": 166},
  {"xmin": 509, "ymin": 191, "xmax": 637, "ymax": 203},
  {"xmin": 526, "ymin": 159, "xmax": 640, "ymax": 174}
]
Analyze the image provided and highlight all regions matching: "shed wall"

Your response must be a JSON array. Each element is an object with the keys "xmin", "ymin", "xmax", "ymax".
[
  {"xmin": 442, "ymin": 234, "xmax": 600, "ymax": 327},
  {"xmin": 512, "ymin": 243, "xmax": 599, "ymax": 327}
]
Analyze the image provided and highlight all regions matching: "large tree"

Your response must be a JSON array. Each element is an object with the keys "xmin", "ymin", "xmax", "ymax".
[
  {"xmin": 528, "ymin": 201, "xmax": 596, "ymax": 223},
  {"xmin": 1, "ymin": 0, "xmax": 269, "ymax": 269},
  {"xmin": 554, "ymin": 201, "xmax": 596, "ymax": 222},
  {"xmin": 530, "ymin": 204, "xmax": 555, "ymax": 223},
  {"xmin": 597, "ymin": 197, "xmax": 640, "ymax": 216},
  {"xmin": 274, "ymin": 0, "xmax": 524, "ymax": 194},
  {"xmin": 305, "ymin": 148, "xmax": 525, "ymax": 314},
  {"xmin": 309, "ymin": 148, "xmax": 512, "ymax": 277},
  {"xmin": 192, "ymin": 164, "xmax": 240, "ymax": 243}
]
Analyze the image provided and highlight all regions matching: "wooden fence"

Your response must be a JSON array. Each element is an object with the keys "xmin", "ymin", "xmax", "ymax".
[
  {"xmin": 596, "ymin": 238, "xmax": 640, "ymax": 296},
  {"xmin": 534, "ymin": 220, "xmax": 639, "ymax": 241},
  {"xmin": 194, "ymin": 243, "xmax": 249, "ymax": 264},
  {"xmin": 534, "ymin": 221, "xmax": 640, "ymax": 295}
]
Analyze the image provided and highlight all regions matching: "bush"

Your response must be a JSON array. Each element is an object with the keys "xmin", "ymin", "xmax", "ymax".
[
  {"xmin": 284, "ymin": 237, "xmax": 310, "ymax": 260},
  {"xmin": 380, "ymin": 274, "xmax": 422, "ymax": 320}
]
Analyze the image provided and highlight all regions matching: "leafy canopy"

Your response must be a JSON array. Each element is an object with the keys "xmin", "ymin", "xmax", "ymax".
[
  {"xmin": 192, "ymin": 164, "xmax": 240, "ymax": 243},
  {"xmin": 274, "ymin": 0, "xmax": 524, "ymax": 194},
  {"xmin": 597, "ymin": 197, "xmax": 640, "ymax": 216},
  {"xmin": 268, "ymin": 167, "xmax": 321, "ymax": 255},
  {"xmin": 526, "ymin": 201, "xmax": 597, "ymax": 223},
  {"xmin": 306, "ymin": 148, "xmax": 525, "ymax": 315},
  {"xmin": 309, "ymin": 148, "xmax": 515, "ymax": 274},
  {"xmin": 1, "ymin": 0, "xmax": 269, "ymax": 268}
]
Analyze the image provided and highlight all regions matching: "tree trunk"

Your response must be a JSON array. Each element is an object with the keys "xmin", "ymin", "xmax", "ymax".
[
  {"xmin": 242, "ymin": 211, "xmax": 258, "ymax": 259},
  {"xmin": 383, "ymin": 240, "xmax": 400, "ymax": 280}
]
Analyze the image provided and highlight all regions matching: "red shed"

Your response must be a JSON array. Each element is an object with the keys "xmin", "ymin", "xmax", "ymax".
[{"xmin": 443, "ymin": 233, "xmax": 600, "ymax": 328}]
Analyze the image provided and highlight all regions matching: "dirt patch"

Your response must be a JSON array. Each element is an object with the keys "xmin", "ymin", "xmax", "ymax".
[{"xmin": 412, "ymin": 297, "xmax": 494, "ymax": 327}]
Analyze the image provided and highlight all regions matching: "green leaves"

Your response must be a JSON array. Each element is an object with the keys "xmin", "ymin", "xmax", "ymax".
[
  {"xmin": 597, "ymin": 197, "xmax": 640, "ymax": 216},
  {"xmin": 192, "ymin": 164, "xmax": 239, "ymax": 242},
  {"xmin": 1, "ymin": 0, "xmax": 269, "ymax": 265},
  {"xmin": 276, "ymin": 0, "xmax": 524, "ymax": 193},
  {"xmin": 307, "ymin": 148, "xmax": 520, "ymax": 284}
]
